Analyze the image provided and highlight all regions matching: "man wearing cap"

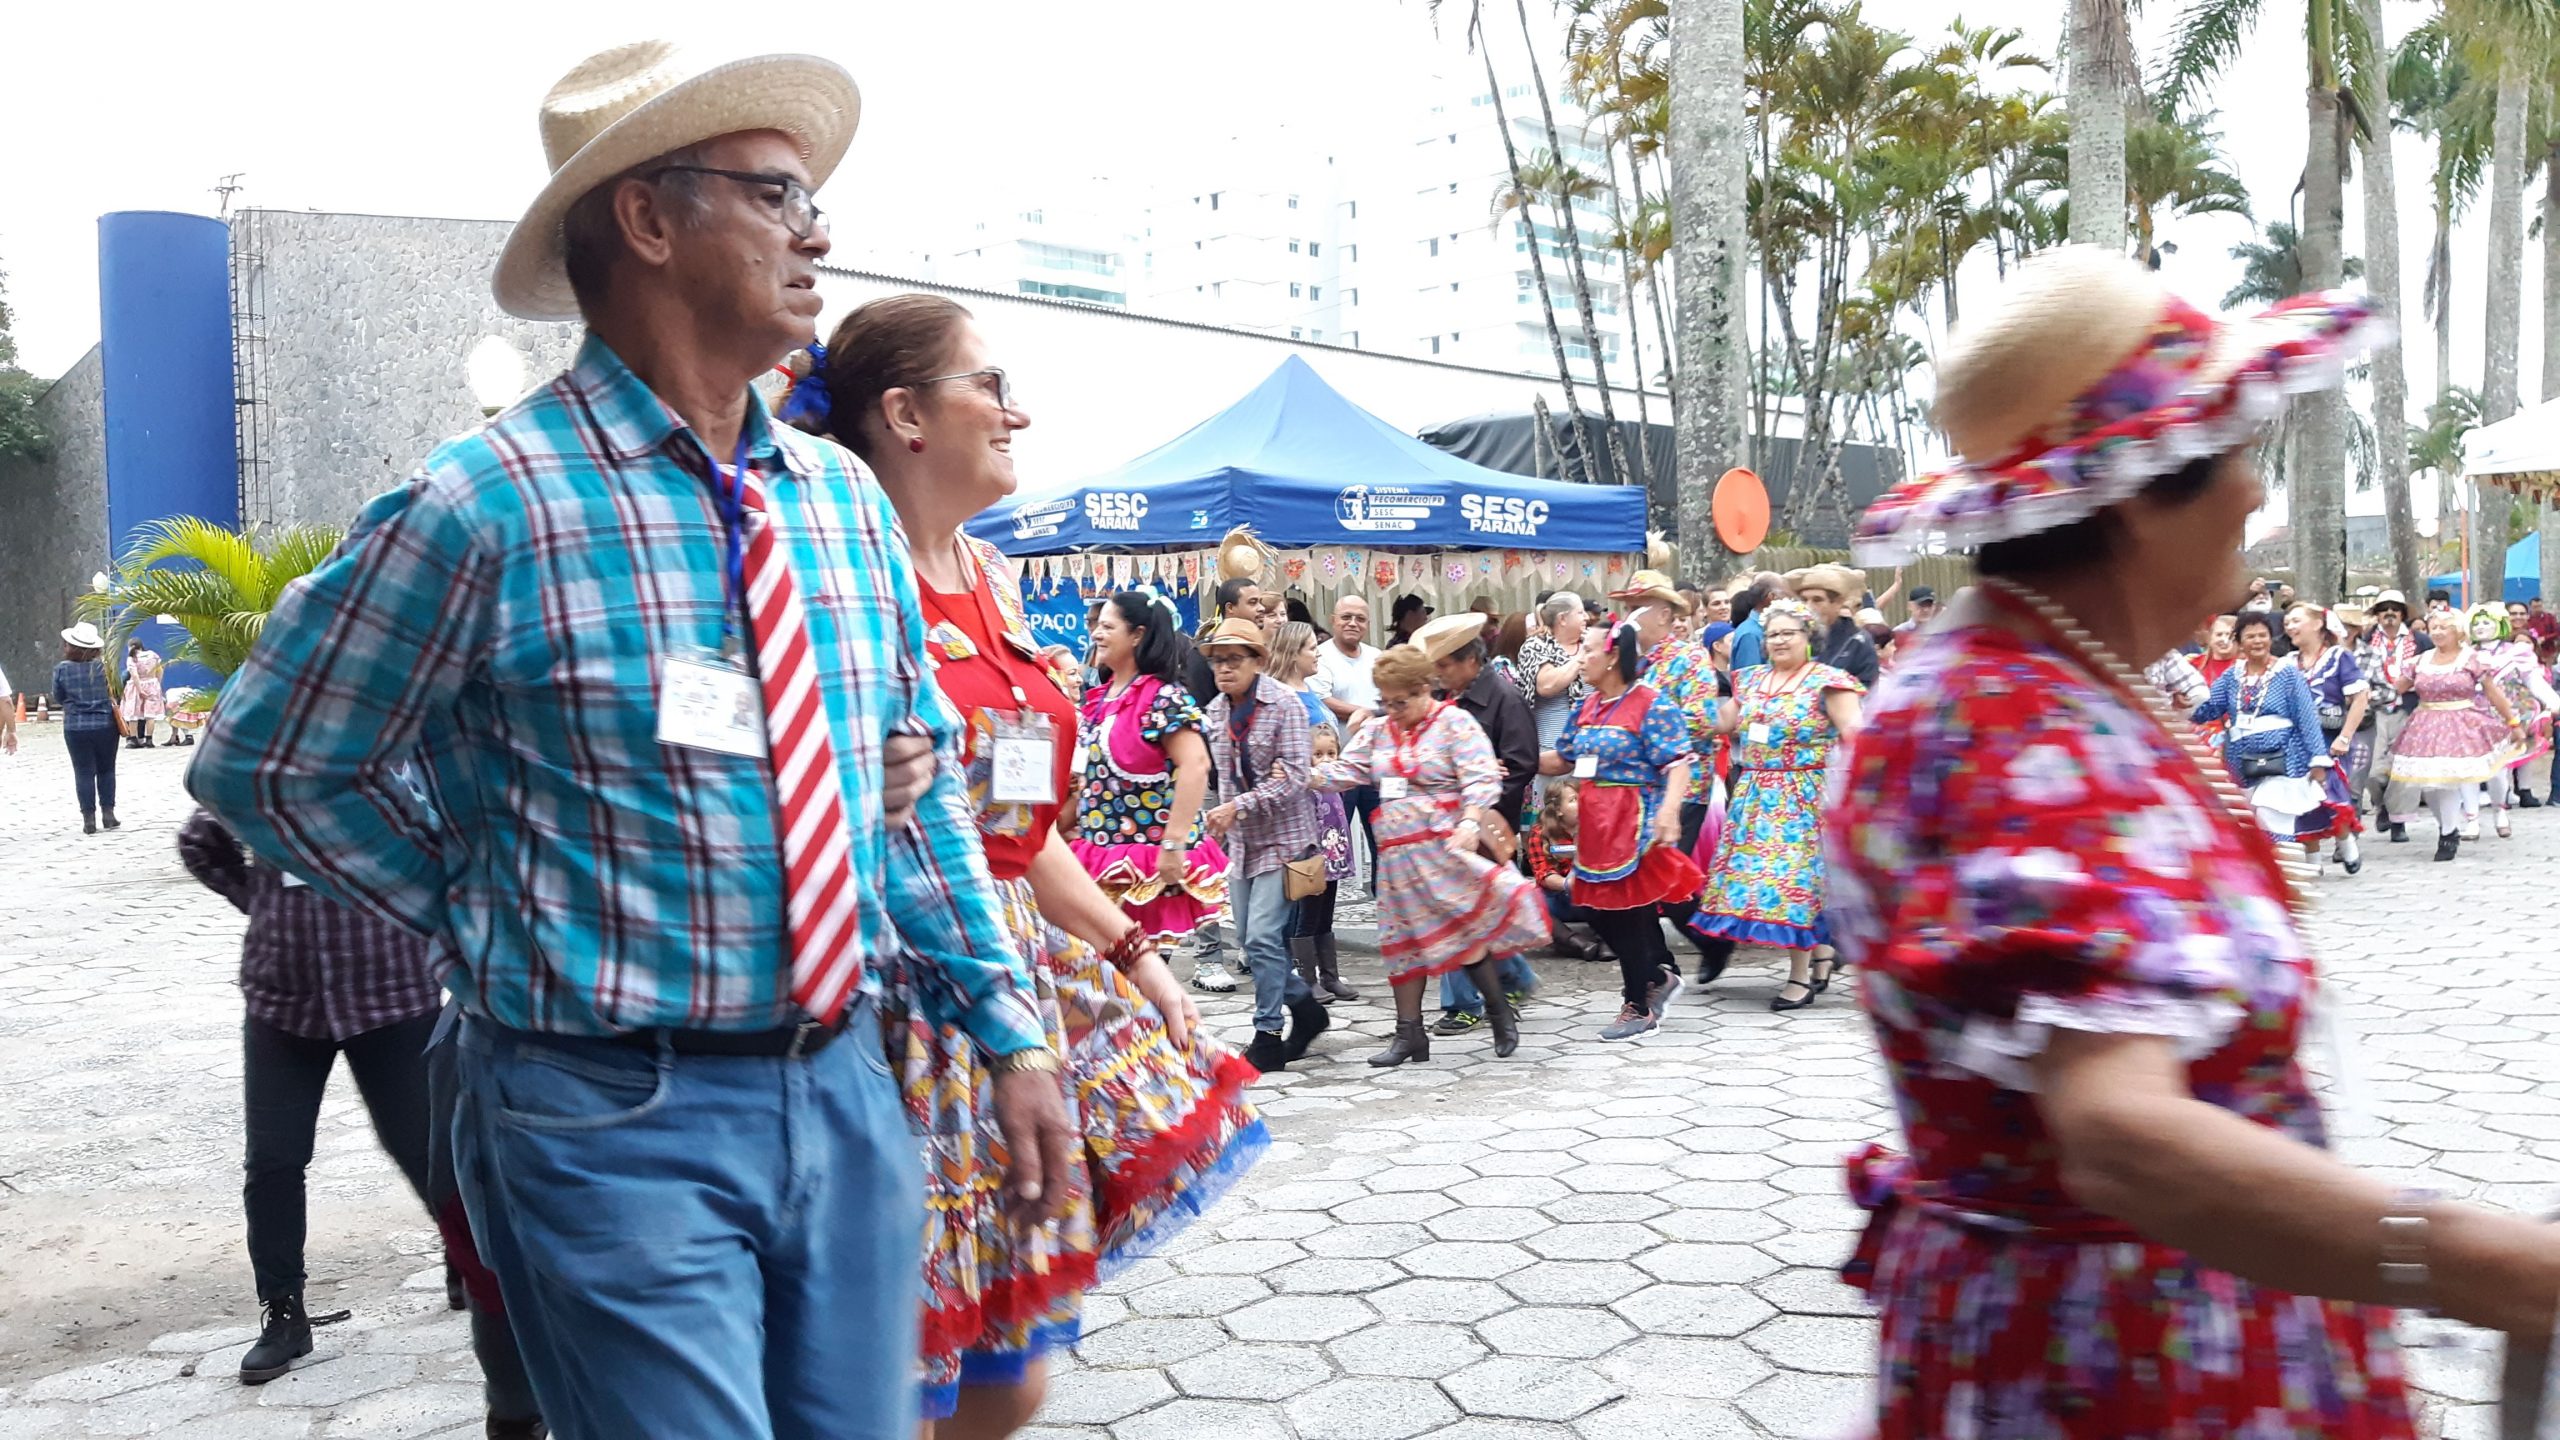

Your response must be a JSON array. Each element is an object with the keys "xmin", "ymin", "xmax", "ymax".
[
  {"xmin": 1197, "ymin": 618, "xmax": 1327, "ymax": 1073},
  {"xmin": 1894, "ymin": 585, "xmax": 1940, "ymax": 644},
  {"xmin": 188, "ymin": 42, "xmax": 1065, "ymax": 1438},
  {"xmin": 1787, "ymin": 564, "xmax": 1881, "ymax": 688}
]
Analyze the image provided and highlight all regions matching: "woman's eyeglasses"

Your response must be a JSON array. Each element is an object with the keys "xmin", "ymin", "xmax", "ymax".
[{"xmin": 918, "ymin": 367, "xmax": 1021, "ymax": 414}]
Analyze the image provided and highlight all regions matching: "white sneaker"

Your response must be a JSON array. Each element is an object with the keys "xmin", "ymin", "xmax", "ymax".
[
  {"xmin": 2461, "ymin": 818, "xmax": 2482, "ymax": 841},
  {"xmin": 1190, "ymin": 960, "xmax": 1239, "ymax": 993}
]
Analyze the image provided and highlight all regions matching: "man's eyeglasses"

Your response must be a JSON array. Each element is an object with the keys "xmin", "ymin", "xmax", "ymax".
[
  {"xmin": 1206, "ymin": 654, "xmax": 1256, "ymax": 669},
  {"xmin": 648, "ymin": 166, "xmax": 827, "ymax": 242},
  {"xmin": 918, "ymin": 367, "xmax": 1022, "ymax": 415}
]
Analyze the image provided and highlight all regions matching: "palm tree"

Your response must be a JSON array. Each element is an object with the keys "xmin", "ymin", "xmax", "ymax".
[
  {"xmin": 2410, "ymin": 386, "xmax": 2482, "ymax": 567},
  {"xmin": 77, "ymin": 518, "xmax": 343, "ymax": 698},
  {"xmin": 1511, "ymin": 0, "xmax": 1635, "ymax": 491},
  {"xmin": 2223, "ymin": 221, "xmax": 2362, "ymax": 306},
  {"xmin": 1663, "ymin": 0, "xmax": 1749, "ymax": 564},
  {"xmin": 2355, "ymin": 0, "xmax": 2424, "ymax": 597},
  {"xmin": 2160, "ymin": 0, "xmax": 2361, "ymax": 601},
  {"xmin": 2067, "ymin": 0, "xmax": 2137, "ymax": 250},
  {"xmin": 2123, "ymin": 105, "xmax": 2251, "ymax": 268},
  {"xmin": 1491, "ymin": 150, "xmax": 1644, "ymax": 490},
  {"xmin": 2476, "ymin": 54, "xmax": 2527, "ymax": 602}
]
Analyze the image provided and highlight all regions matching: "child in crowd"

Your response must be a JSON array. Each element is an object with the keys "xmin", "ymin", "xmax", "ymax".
[
  {"xmin": 1527, "ymin": 779, "xmax": 1608, "ymax": 963},
  {"xmin": 1292, "ymin": 727, "xmax": 1361, "ymax": 1002}
]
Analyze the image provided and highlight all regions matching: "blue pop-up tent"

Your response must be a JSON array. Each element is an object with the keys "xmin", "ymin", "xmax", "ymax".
[
  {"xmin": 967, "ymin": 356, "xmax": 1649, "ymax": 556},
  {"xmin": 2427, "ymin": 532, "xmax": 2542, "ymax": 605}
]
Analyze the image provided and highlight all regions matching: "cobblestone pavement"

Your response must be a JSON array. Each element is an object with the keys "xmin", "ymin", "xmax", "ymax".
[{"xmin": 1, "ymin": 731, "xmax": 2549, "ymax": 1438}]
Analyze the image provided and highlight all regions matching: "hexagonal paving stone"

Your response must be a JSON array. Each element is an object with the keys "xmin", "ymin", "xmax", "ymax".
[
  {"xmin": 1400, "ymin": 1240, "xmax": 1537, "ymax": 1278},
  {"xmin": 1592, "ymin": 1334, "xmax": 1776, "ymax": 1400},
  {"xmin": 1274, "ymin": 1257, "xmax": 1408, "ymax": 1295},
  {"xmin": 1568, "ymin": 1137, "xmax": 1684, "ymax": 1166},
  {"xmin": 1744, "ymin": 1314, "xmax": 1880, "ymax": 1375},
  {"xmin": 1674, "ymin": 1126, "xmax": 1787, "ymax": 1154},
  {"xmin": 1736, "ymin": 1370, "xmax": 1878, "ymax": 1440},
  {"xmin": 1558, "ymin": 1163, "xmax": 1678, "ymax": 1195},
  {"xmin": 1442, "ymin": 1356, "xmax": 1622, "ymax": 1421},
  {"xmin": 1128, "ymin": 1273, "xmax": 1275, "ymax": 1317},
  {"xmin": 1496, "ymin": 1259, "xmax": 1651, "ymax": 1306},
  {"xmin": 1756, "ymin": 1229, "xmax": 1854, "ymax": 1268},
  {"xmin": 1666, "ymin": 1150, "xmax": 1785, "ymax": 1182},
  {"xmin": 1166, "ymin": 1342, "xmax": 1332, "ymax": 1402},
  {"xmin": 1468, "ymin": 1151, "xmax": 1582, "ymax": 1178},
  {"xmin": 1646, "ymin": 1207, "xmax": 1786, "ymax": 1245},
  {"xmin": 1426, "ymin": 1207, "xmax": 1551, "ymax": 1242},
  {"xmin": 251, "ymin": 1354, "xmax": 421, "ymax": 1410},
  {"xmin": 1073, "ymin": 1317, "xmax": 1229, "ymax": 1367},
  {"xmin": 1525, "ymin": 1222, "xmax": 1661, "ymax": 1262},
  {"xmin": 1448, "ymin": 1175, "xmax": 1572, "ymax": 1208},
  {"xmin": 1366, "ymin": 1164, "xmax": 1478, "ymax": 1194},
  {"xmin": 1764, "ymin": 1193, "xmax": 1866, "ymax": 1232},
  {"xmin": 1039, "ymin": 1367, "xmax": 1179, "ymax": 1423},
  {"xmin": 1636, "ymin": 1243, "xmax": 1784, "ymax": 1285},
  {"xmin": 1751, "ymin": 1266, "xmax": 1879, "ymax": 1317},
  {"xmin": 1305, "ymin": 1222, "xmax": 1437, "ymax": 1259},
  {"xmin": 1569, "ymin": 1396, "xmax": 1763, "ymax": 1439},
  {"xmin": 1226, "ymin": 1294, "xmax": 1379, "ymax": 1343},
  {"xmin": 1109, "ymin": 1397, "xmax": 1297, "ymax": 1440},
  {"xmin": 1476, "ymin": 1306, "xmax": 1637, "ymax": 1359},
  {"xmin": 1538, "ymin": 1192, "xmax": 1669, "ymax": 1223},
  {"xmin": 1653, "ymin": 1179, "xmax": 1788, "ymax": 1210},
  {"xmin": 1285, "ymin": 1376, "xmax": 1462, "ymax": 1440},
  {"xmin": 1610, "ymin": 1283, "xmax": 1779, "ymax": 1338},
  {"xmin": 20, "ymin": 1357, "xmax": 179, "ymax": 1404},
  {"xmin": 1177, "ymin": 1238, "xmax": 1308, "ymax": 1275},
  {"xmin": 1258, "ymin": 1180, "xmax": 1377, "ymax": 1211},
  {"xmin": 1334, "ymin": 1193, "xmax": 1460, "ymax": 1225},
  {"xmin": 1329, "ymin": 1320, "xmax": 1492, "ymax": 1379},
  {"xmin": 1370, "ymin": 1278, "xmax": 1522, "ymax": 1325}
]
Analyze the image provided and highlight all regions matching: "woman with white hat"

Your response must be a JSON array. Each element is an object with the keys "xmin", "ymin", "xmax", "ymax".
[
  {"xmin": 52, "ymin": 622, "xmax": 120, "ymax": 833},
  {"xmin": 1829, "ymin": 246, "xmax": 2559, "ymax": 1438}
]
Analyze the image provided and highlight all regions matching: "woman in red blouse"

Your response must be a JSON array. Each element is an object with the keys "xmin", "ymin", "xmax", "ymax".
[
  {"xmin": 1834, "ymin": 248, "xmax": 2556, "ymax": 1438},
  {"xmin": 808, "ymin": 296, "xmax": 1263, "ymax": 1437}
]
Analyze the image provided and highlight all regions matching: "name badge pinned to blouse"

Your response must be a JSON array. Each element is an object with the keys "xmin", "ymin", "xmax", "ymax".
[
  {"xmin": 1572, "ymin": 755, "xmax": 1599, "ymax": 780},
  {"xmin": 658, "ymin": 647, "xmax": 767, "ymax": 759},
  {"xmin": 989, "ymin": 709, "xmax": 1059, "ymax": 807},
  {"xmin": 1377, "ymin": 775, "xmax": 1411, "ymax": 800},
  {"xmin": 1747, "ymin": 722, "xmax": 1773, "ymax": 746}
]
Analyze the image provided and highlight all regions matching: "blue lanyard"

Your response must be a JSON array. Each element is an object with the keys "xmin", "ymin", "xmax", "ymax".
[{"xmin": 714, "ymin": 430, "xmax": 753, "ymax": 654}]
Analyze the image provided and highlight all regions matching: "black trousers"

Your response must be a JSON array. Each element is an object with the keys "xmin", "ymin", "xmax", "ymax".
[
  {"xmin": 1587, "ymin": 908, "xmax": 1674, "ymax": 1012},
  {"xmin": 1293, "ymin": 879, "xmax": 1339, "ymax": 938},
  {"xmin": 243, "ymin": 1012, "xmax": 437, "ymax": 1302},
  {"xmin": 1658, "ymin": 800, "xmax": 1713, "ymax": 952},
  {"xmin": 65, "ymin": 728, "xmax": 119, "ymax": 816},
  {"xmin": 1345, "ymin": 785, "xmax": 1380, "ymax": 889}
]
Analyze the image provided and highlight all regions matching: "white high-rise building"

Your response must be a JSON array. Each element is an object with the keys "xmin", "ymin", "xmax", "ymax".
[{"xmin": 901, "ymin": 188, "xmax": 1146, "ymax": 310}]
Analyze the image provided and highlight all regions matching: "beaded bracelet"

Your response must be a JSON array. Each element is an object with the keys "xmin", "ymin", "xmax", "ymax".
[{"xmin": 1103, "ymin": 923, "xmax": 1156, "ymax": 975}]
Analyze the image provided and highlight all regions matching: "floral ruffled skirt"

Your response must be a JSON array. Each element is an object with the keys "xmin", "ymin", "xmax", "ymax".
[{"xmin": 882, "ymin": 874, "xmax": 1265, "ymax": 1418}]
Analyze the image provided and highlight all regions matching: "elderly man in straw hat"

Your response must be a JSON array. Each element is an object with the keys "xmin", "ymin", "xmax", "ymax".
[
  {"xmin": 1196, "ymin": 616, "xmax": 1328, "ymax": 1072},
  {"xmin": 189, "ymin": 41, "xmax": 1067, "ymax": 1437},
  {"xmin": 1784, "ymin": 562, "xmax": 1882, "ymax": 687}
]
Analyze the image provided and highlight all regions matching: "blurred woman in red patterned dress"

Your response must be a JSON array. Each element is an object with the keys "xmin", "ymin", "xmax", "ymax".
[{"xmin": 1828, "ymin": 247, "xmax": 2558, "ymax": 1439}]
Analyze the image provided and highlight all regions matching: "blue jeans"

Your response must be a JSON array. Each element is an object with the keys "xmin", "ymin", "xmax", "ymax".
[
  {"xmin": 453, "ymin": 1004, "xmax": 922, "ymax": 1440},
  {"xmin": 1236, "ymin": 865, "xmax": 1310, "ymax": 1034},
  {"xmin": 1440, "ymin": 953, "xmax": 1538, "ymax": 1017}
]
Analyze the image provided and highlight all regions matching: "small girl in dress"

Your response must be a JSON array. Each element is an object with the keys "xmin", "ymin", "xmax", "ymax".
[
  {"xmin": 1527, "ymin": 779, "xmax": 1607, "ymax": 962},
  {"xmin": 1292, "ymin": 728, "xmax": 1361, "ymax": 1002}
]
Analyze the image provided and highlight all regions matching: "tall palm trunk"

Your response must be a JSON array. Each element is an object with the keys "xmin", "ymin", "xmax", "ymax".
[
  {"xmin": 2477, "ymin": 61, "xmax": 2528, "ymax": 603},
  {"xmin": 1611, "ymin": 51, "xmax": 1680, "ymax": 394},
  {"xmin": 1514, "ymin": 0, "xmax": 1633, "ymax": 490},
  {"xmin": 2066, "ymin": 0, "xmax": 2133, "ymax": 250},
  {"xmin": 2542, "ymin": 148, "xmax": 2560, "ymax": 603},
  {"xmin": 1669, "ymin": 0, "xmax": 1749, "ymax": 568},
  {"xmin": 2355, "ymin": 0, "xmax": 2422, "ymax": 598},
  {"xmin": 1598, "ymin": 132, "xmax": 1656, "ymax": 498},
  {"xmin": 2291, "ymin": 12, "xmax": 2350, "ymax": 604},
  {"xmin": 1474, "ymin": 3, "xmax": 1593, "ymax": 485},
  {"xmin": 2429, "ymin": 177, "xmax": 2459, "ymax": 536}
]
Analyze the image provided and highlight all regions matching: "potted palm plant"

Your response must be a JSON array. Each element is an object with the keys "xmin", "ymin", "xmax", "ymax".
[{"xmin": 77, "ymin": 518, "xmax": 344, "ymax": 735}]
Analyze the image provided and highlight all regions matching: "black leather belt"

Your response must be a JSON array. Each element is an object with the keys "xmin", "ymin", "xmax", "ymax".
[{"xmin": 614, "ymin": 1018, "xmax": 843, "ymax": 1059}]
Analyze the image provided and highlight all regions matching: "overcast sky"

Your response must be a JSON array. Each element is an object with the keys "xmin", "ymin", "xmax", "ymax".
[{"xmin": 1, "ymin": 0, "xmax": 2516, "ymax": 462}]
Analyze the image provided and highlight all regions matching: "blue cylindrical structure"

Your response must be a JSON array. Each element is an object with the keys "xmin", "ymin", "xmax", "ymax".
[{"xmin": 99, "ymin": 211, "xmax": 237, "ymax": 689}]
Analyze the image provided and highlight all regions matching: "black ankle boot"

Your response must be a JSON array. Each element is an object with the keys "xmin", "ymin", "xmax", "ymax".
[
  {"xmin": 2434, "ymin": 831, "xmax": 2460, "ymax": 862},
  {"xmin": 1468, "ymin": 962, "xmax": 1519, "ymax": 1058},
  {"xmin": 1282, "ymin": 994, "xmax": 1331, "ymax": 1061},
  {"xmin": 239, "ymin": 1293, "xmax": 313, "ymax": 1384},
  {"xmin": 101, "ymin": 809, "xmax": 119, "ymax": 831},
  {"xmin": 2388, "ymin": 821, "xmax": 2407, "ymax": 843},
  {"xmin": 1368, "ymin": 1019, "xmax": 1431, "ymax": 1068},
  {"xmin": 1243, "ymin": 1030, "xmax": 1286, "ymax": 1074}
]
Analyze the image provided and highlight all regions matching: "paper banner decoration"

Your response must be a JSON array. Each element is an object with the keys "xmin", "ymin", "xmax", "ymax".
[
  {"xmin": 1405, "ymin": 555, "xmax": 1430, "ymax": 589},
  {"xmin": 1067, "ymin": 554, "xmax": 1091, "ymax": 583},
  {"xmin": 1606, "ymin": 553, "xmax": 1628, "ymax": 575},
  {"xmin": 1316, "ymin": 546, "xmax": 1345, "ymax": 582},
  {"xmin": 1135, "ymin": 554, "xmax": 1156, "ymax": 582},
  {"xmin": 1581, "ymin": 557, "xmax": 1600, "ymax": 580},
  {"xmin": 1548, "ymin": 553, "xmax": 1569, "ymax": 581},
  {"xmin": 1503, "ymin": 549, "xmax": 1523, "ymax": 576},
  {"xmin": 1284, "ymin": 555, "xmax": 1309, "ymax": 585},
  {"xmin": 1443, "ymin": 556, "xmax": 1469, "ymax": 586},
  {"xmin": 1476, "ymin": 553, "xmax": 1497, "ymax": 583},
  {"xmin": 1373, "ymin": 556, "xmax": 1399, "ymax": 590}
]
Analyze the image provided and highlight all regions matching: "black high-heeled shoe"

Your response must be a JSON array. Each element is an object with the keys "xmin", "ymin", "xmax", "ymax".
[
  {"xmin": 1770, "ymin": 980, "xmax": 1817, "ymax": 1013},
  {"xmin": 1808, "ymin": 957, "xmax": 1838, "ymax": 994}
]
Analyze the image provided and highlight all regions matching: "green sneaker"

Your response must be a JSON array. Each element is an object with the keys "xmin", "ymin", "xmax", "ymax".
[{"xmin": 1430, "ymin": 1012, "xmax": 1483, "ymax": 1036}]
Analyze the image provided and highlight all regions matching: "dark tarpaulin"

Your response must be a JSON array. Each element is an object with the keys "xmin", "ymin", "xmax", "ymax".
[{"xmin": 1417, "ymin": 410, "xmax": 1905, "ymax": 549}]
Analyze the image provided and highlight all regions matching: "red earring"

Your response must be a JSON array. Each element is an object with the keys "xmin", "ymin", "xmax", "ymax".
[{"xmin": 908, "ymin": 436, "xmax": 926, "ymax": 454}]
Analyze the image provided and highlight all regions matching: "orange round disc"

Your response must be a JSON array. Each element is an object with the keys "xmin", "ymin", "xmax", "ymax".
[{"xmin": 1713, "ymin": 467, "xmax": 1769, "ymax": 552}]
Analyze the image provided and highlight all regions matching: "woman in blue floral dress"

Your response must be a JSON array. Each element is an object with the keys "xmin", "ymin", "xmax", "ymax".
[{"xmin": 1691, "ymin": 599, "xmax": 1863, "ymax": 1012}]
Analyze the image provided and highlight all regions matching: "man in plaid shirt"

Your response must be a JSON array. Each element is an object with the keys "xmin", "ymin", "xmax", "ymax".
[
  {"xmin": 186, "ymin": 44, "xmax": 1066, "ymax": 1438},
  {"xmin": 1198, "ymin": 618, "xmax": 1328, "ymax": 1074}
]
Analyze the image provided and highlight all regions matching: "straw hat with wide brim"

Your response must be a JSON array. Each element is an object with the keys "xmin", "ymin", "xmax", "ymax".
[
  {"xmin": 1197, "ymin": 617, "xmax": 1270, "ymax": 656},
  {"xmin": 1783, "ymin": 563, "xmax": 1867, "ymax": 603},
  {"xmin": 1855, "ymin": 245, "xmax": 2379, "ymax": 565},
  {"xmin": 2369, "ymin": 589, "xmax": 2410, "ymax": 616},
  {"xmin": 493, "ymin": 41, "xmax": 861, "ymax": 322},
  {"xmin": 1214, "ymin": 526, "xmax": 1275, "ymax": 585},
  {"xmin": 1608, "ymin": 568, "xmax": 1690, "ymax": 615},
  {"xmin": 1414, "ymin": 613, "xmax": 1489, "ymax": 665}
]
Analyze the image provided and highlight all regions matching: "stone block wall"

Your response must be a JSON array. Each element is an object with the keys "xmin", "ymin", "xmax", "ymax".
[
  {"xmin": 236, "ymin": 210, "xmax": 580, "ymax": 532},
  {"xmin": 0, "ymin": 349, "xmax": 108, "ymax": 700}
]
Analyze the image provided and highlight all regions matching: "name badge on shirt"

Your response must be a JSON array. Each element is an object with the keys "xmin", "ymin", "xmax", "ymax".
[
  {"xmin": 1378, "ymin": 775, "xmax": 1411, "ymax": 800},
  {"xmin": 1572, "ymin": 755, "xmax": 1599, "ymax": 779},
  {"xmin": 657, "ymin": 650, "xmax": 767, "ymax": 759},
  {"xmin": 989, "ymin": 711, "xmax": 1059, "ymax": 806},
  {"xmin": 1747, "ymin": 722, "xmax": 1772, "ymax": 746}
]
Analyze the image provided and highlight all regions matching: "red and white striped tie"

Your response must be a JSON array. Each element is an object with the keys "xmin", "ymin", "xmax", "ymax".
[{"xmin": 735, "ymin": 474, "xmax": 864, "ymax": 1025}]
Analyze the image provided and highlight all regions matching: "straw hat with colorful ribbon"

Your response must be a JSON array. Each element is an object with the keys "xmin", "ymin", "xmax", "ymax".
[
  {"xmin": 1855, "ymin": 245, "xmax": 2380, "ymax": 565},
  {"xmin": 1215, "ymin": 526, "xmax": 1276, "ymax": 585}
]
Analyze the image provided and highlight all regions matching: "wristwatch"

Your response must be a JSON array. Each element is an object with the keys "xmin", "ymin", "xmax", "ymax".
[{"xmin": 988, "ymin": 1047, "xmax": 1063, "ymax": 1076}]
